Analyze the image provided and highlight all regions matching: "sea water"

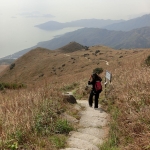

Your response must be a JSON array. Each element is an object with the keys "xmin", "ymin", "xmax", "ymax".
[{"xmin": 0, "ymin": 17, "xmax": 81, "ymax": 58}]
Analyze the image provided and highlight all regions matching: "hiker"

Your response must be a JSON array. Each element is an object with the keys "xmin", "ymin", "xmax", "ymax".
[{"xmin": 88, "ymin": 68, "xmax": 103, "ymax": 108}]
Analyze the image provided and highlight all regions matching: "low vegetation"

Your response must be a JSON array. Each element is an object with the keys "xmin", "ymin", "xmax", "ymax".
[
  {"xmin": 145, "ymin": 55, "xmax": 150, "ymax": 66},
  {"xmin": 100, "ymin": 55, "xmax": 150, "ymax": 150},
  {"xmin": 0, "ymin": 44, "xmax": 150, "ymax": 150},
  {"xmin": 0, "ymin": 84, "xmax": 77, "ymax": 149},
  {"xmin": 0, "ymin": 82, "xmax": 26, "ymax": 90}
]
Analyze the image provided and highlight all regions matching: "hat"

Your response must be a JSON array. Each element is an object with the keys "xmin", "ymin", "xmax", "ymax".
[{"xmin": 93, "ymin": 67, "xmax": 103, "ymax": 74}]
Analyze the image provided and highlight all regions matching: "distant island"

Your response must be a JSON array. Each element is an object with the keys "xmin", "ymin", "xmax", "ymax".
[
  {"xmin": 35, "ymin": 14, "xmax": 150, "ymax": 31},
  {"xmin": 35, "ymin": 18, "xmax": 124, "ymax": 30}
]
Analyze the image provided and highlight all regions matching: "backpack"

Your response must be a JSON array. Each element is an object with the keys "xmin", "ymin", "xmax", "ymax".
[{"xmin": 95, "ymin": 81, "xmax": 102, "ymax": 92}]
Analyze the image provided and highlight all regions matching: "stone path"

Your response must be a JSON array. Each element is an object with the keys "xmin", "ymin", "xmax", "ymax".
[{"xmin": 60, "ymin": 100, "xmax": 109, "ymax": 150}]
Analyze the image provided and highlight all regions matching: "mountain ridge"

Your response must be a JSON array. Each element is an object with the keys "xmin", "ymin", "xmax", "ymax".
[
  {"xmin": 104, "ymin": 14, "xmax": 150, "ymax": 31},
  {"xmin": 36, "ymin": 26, "xmax": 150, "ymax": 50},
  {"xmin": 1, "ymin": 14, "xmax": 150, "ymax": 60},
  {"xmin": 35, "ymin": 14, "xmax": 150, "ymax": 31},
  {"xmin": 35, "ymin": 18, "xmax": 124, "ymax": 30}
]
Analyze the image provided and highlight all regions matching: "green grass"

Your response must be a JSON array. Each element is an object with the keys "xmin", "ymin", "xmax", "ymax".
[
  {"xmin": 50, "ymin": 135, "xmax": 66, "ymax": 149},
  {"xmin": 61, "ymin": 82, "xmax": 79, "ymax": 92},
  {"xmin": 99, "ymin": 100, "xmax": 120, "ymax": 150},
  {"xmin": 0, "ymin": 82, "xmax": 26, "ymax": 90},
  {"xmin": 99, "ymin": 140, "xmax": 119, "ymax": 150},
  {"xmin": 55, "ymin": 119, "xmax": 73, "ymax": 134}
]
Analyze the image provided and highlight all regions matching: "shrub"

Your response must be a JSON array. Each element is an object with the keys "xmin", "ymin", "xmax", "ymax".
[
  {"xmin": 10, "ymin": 63, "xmax": 15, "ymax": 70},
  {"xmin": 10, "ymin": 129, "xmax": 28, "ymax": 144},
  {"xmin": 55, "ymin": 119, "xmax": 73, "ymax": 134},
  {"xmin": 0, "ymin": 83, "xmax": 4, "ymax": 90},
  {"xmin": 145, "ymin": 55, "xmax": 150, "ymax": 66},
  {"xmin": 34, "ymin": 104, "xmax": 56, "ymax": 135},
  {"xmin": 0, "ymin": 83, "xmax": 26, "ymax": 90}
]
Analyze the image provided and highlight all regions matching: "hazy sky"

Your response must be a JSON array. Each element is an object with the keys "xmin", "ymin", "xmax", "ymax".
[
  {"xmin": 1, "ymin": 0, "xmax": 150, "ymax": 21},
  {"xmin": 1, "ymin": 0, "xmax": 150, "ymax": 57}
]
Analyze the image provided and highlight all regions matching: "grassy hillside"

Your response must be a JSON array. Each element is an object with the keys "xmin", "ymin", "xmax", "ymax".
[
  {"xmin": 0, "ymin": 65, "xmax": 8, "ymax": 73},
  {"xmin": 0, "ymin": 44, "xmax": 115, "ymax": 86},
  {"xmin": 0, "ymin": 43, "xmax": 150, "ymax": 149}
]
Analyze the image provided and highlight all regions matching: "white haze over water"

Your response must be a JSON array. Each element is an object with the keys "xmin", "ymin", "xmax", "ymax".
[
  {"xmin": 0, "ymin": 16, "xmax": 81, "ymax": 58},
  {"xmin": 1, "ymin": 0, "xmax": 150, "ymax": 57}
]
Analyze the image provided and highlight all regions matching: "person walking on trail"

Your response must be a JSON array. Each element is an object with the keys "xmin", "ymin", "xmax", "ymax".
[{"xmin": 88, "ymin": 68, "xmax": 103, "ymax": 108}]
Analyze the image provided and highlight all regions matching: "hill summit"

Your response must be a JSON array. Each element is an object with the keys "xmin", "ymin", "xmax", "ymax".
[
  {"xmin": 0, "ymin": 45, "xmax": 114, "ymax": 86},
  {"xmin": 57, "ymin": 42, "xmax": 86, "ymax": 53}
]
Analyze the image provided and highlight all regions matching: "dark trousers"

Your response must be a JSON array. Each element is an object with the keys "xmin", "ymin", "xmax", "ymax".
[{"xmin": 88, "ymin": 90, "xmax": 100, "ymax": 108}]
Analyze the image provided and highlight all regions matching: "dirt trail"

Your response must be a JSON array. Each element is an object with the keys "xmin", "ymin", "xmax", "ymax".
[{"xmin": 60, "ymin": 100, "xmax": 109, "ymax": 150}]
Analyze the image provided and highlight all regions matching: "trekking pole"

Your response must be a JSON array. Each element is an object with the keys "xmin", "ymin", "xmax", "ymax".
[{"xmin": 105, "ymin": 76, "xmax": 107, "ymax": 100}]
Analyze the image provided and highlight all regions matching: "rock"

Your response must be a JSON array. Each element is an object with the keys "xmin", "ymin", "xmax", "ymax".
[
  {"xmin": 63, "ymin": 92, "xmax": 77, "ymax": 104},
  {"xmin": 61, "ymin": 112, "xmax": 79, "ymax": 124}
]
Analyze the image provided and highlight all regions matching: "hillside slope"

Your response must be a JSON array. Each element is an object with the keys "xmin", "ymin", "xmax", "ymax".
[
  {"xmin": 0, "ymin": 44, "xmax": 150, "ymax": 149},
  {"xmin": 104, "ymin": 14, "xmax": 150, "ymax": 31},
  {"xmin": 0, "ymin": 43, "xmax": 149, "ymax": 87},
  {"xmin": 37, "ymin": 27, "xmax": 150, "ymax": 50},
  {"xmin": 0, "ymin": 44, "xmax": 123, "ymax": 85}
]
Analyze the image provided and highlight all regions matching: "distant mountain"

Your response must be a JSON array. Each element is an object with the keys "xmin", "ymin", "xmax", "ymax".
[
  {"xmin": 104, "ymin": 14, "xmax": 150, "ymax": 31},
  {"xmin": 35, "ymin": 14, "xmax": 150, "ymax": 31},
  {"xmin": 0, "ymin": 59, "xmax": 15, "ymax": 65},
  {"xmin": 2, "ymin": 26, "xmax": 150, "ymax": 60},
  {"xmin": 36, "ymin": 27, "xmax": 150, "ymax": 50},
  {"xmin": 35, "ymin": 19, "xmax": 124, "ymax": 30}
]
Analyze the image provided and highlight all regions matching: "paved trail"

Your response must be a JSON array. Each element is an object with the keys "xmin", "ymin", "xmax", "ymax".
[{"xmin": 61, "ymin": 100, "xmax": 109, "ymax": 150}]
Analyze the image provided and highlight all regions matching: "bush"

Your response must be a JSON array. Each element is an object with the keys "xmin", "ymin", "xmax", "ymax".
[
  {"xmin": 10, "ymin": 129, "xmax": 28, "ymax": 144},
  {"xmin": 34, "ymin": 106, "xmax": 56, "ymax": 135},
  {"xmin": 0, "ymin": 83, "xmax": 4, "ymax": 90},
  {"xmin": 55, "ymin": 119, "xmax": 73, "ymax": 134},
  {"xmin": 10, "ymin": 63, "xmax": 15, "ymax": 70},
  {"xmin": 0, "ymin": 83, "xmax": 26, "ymax": 90},
  {"xmin": 145, "ymin": 55, "xmax": 150, "ymax": 66}
]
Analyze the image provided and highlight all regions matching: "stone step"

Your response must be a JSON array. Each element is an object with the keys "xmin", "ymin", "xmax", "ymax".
[
  {"xmin": 69, "ymin": 131, "xmax": 103, "ymax": 145},
  {"xmin": 78, "ymin": 127, "xmax": 108, "ymax": 139},
  {"xmin": 67, "ymin": 137, "xmax": 99, "ymax": 150},
  {"xmin": 60, "ymin": 148, "xmax": 84, "ymax": 150}
]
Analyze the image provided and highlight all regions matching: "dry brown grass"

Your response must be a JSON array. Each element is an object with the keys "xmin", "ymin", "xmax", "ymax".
[
  {"xmin": 0, "ymin": 65, "xmax": 8, "ymax": 73},
  {"xmin": 0, "ymin": 82, "xmax": 77, "ymax": 149},
  {"xmin": 0, "ymin": 45, "xmax": 120, "ymax": 85},
  {"xmin": 0, "ymin": 44, "xmax": 150, "ymax": 149},
  {"xmin": 105, "ymin": 51, "xmax": 150, "ymax": 150}
]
